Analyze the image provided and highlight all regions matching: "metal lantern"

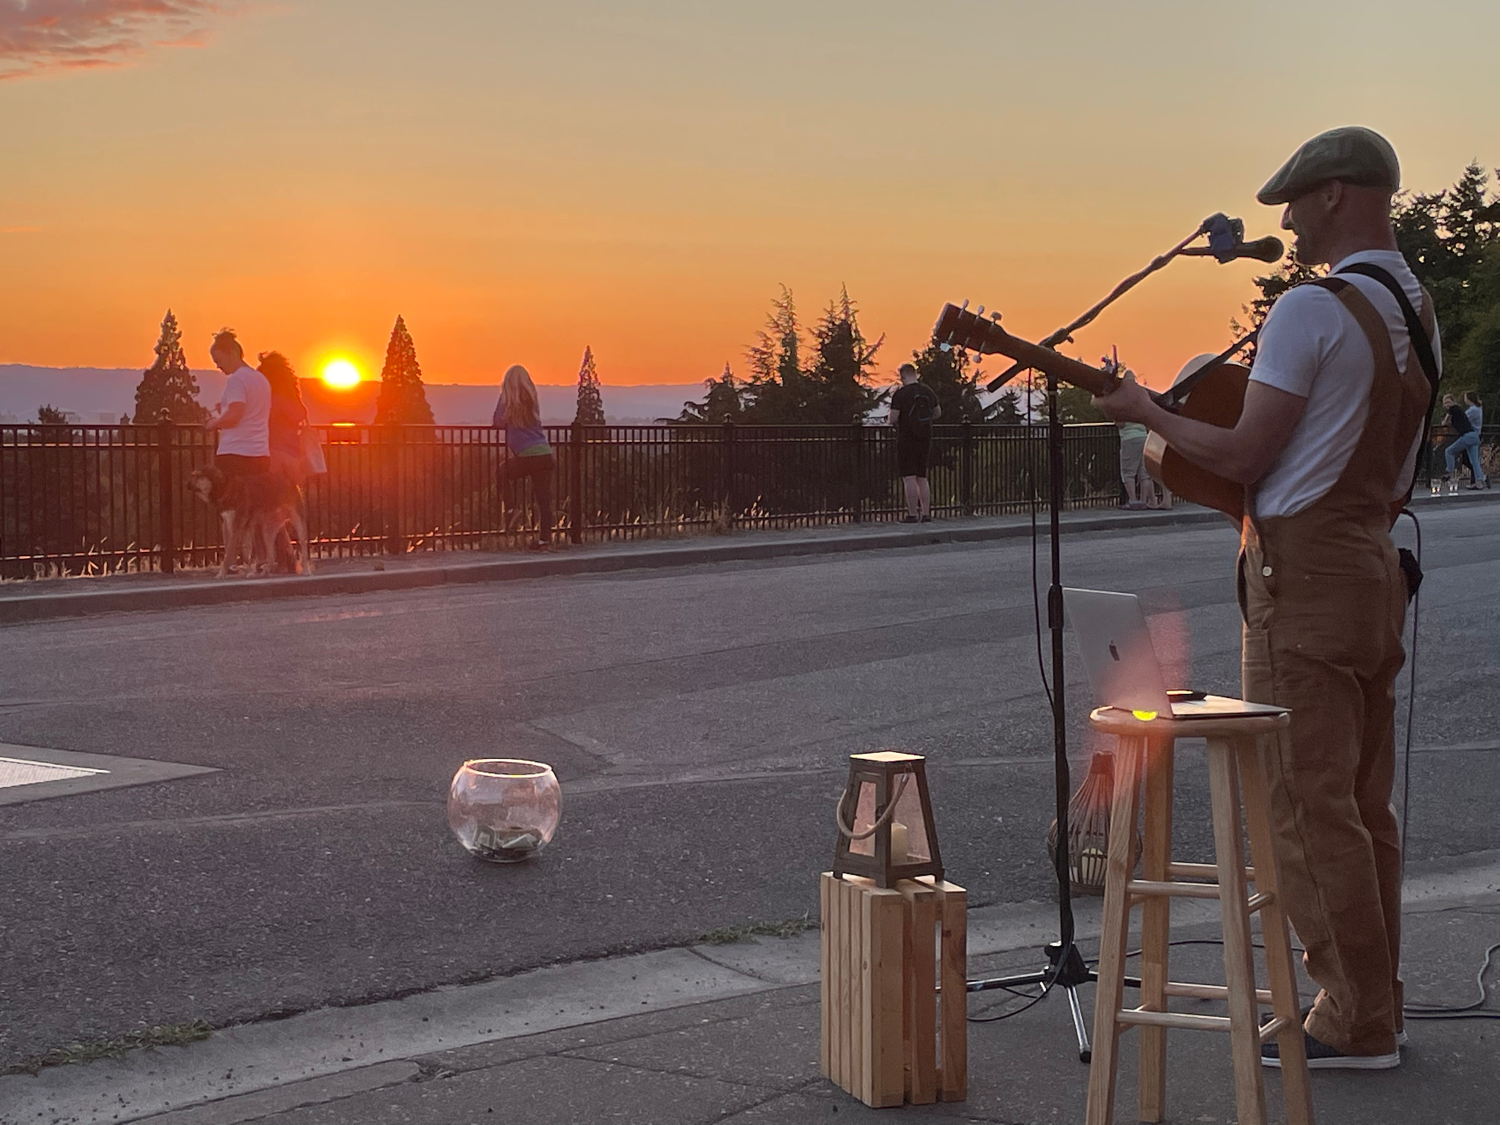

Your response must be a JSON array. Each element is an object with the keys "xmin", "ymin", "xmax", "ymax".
[
  {"xmin": 1047, "ymin": 751, "xmax": 1138, "ymax": 895},
  {"xmin": 832, "ymin": 751, "xmax": 943, "ymax": 889}
]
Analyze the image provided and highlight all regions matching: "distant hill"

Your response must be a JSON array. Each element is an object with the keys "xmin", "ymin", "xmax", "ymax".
[{"xmin": 0, "ymin": 366, "xmax": 705, "ymax": 426}]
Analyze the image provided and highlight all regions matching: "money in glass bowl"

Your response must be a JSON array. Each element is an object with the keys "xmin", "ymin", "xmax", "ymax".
[{"xmin": 448, "ymin": 759, "xmax": 561, "ymax": 863}]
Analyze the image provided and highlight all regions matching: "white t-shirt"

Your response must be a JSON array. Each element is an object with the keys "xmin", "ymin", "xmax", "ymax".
[
  {"xmin": 216, "ymin": 364, "xmax": 272, "ymax": 458},
  {"xmin": 1249, "ymin": 250, "xmax": 1442, "ymax": 518}
]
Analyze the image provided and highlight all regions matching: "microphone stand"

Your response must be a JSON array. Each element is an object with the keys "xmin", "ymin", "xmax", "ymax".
[{"xmin": 966, "ymin": 216, "xmax": 1257, "ymax": 1062}]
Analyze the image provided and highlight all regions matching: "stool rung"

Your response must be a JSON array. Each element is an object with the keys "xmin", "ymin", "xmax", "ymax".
[
  {"xmin": 1247, "ymin": 890, "xmax": 1273, "ymax": 912},
  {"xmin": 1119, "ymin": 1008, "xmax": 1232, "ymax": 1033},
  {"xmin": 1166, "ymin": 861, "xmax": 1257, "ymax": 881},
  {"xmin": 1126, "ymin": 879, "xmax": 1221, "ymax": 900},
  {"xmin": 1259, "ymin": 1015, "xmax": 1292, "ymax": 1043},
  {"xmin": 1163, "ymin": 982, "xmax": 1274, "ymax": 1004}
]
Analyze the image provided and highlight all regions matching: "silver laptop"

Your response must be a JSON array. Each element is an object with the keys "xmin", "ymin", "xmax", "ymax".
[{"xmin": 1063, "ymin": 588, "xmax": 1284, "ymax": 719}]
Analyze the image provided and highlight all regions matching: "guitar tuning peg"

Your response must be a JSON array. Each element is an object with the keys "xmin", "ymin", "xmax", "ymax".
[
  {"xmin": 961, "ymin": 300, "xmax": 969, "ymax": 311},
  {"xmin": 938, "ymin": 342, "xmax": 951, "ymax": 353},
  {"xmin": 990, "ymin": 312, "xmax": 1002, "ymax": 322},
  {"xmin": 976, "ymin": 305, "xmax": 985, "ymax": 316}
]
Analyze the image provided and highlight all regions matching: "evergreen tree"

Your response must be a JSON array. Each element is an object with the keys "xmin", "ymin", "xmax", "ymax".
[
  {"xmin": 677, "ymin": 362, "xmax": 745, "ymax": 423},
  {"xmin": 742, "ymin": 286, "xmax": 882, "ymax": 424},
  {"xmin": 995, "ymin": 388, "xmax": 1025, "ymax": 425},
  {"xmin": 910, "ymin": 339, "xmax": 992, "ymax": 422},
  {"xmin": 133, "ymin": 309, "xmax": 208, "ymax": 424},
  {"xmin": 742, "ymin": 286, "xmax": 806, "ymax": 422},
  {"xmin": 373, "ymin": 315, "xmax": 435, "ymax": 425},
  {"xmin": 573, "ymin": 346, "xmax": 607, "ymax": 425},
  {"xmin": 803, "ymin": 287, "xmax": 884, "ymax": 424},
  {"xmin": 37, "ymin": 404, "xmax": 67, "ymax": 423}
]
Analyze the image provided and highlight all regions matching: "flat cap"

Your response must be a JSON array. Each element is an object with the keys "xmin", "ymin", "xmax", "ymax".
[{"xmin": 1256, "ymin": 126, "xmax": 1400, "ymax": 205}]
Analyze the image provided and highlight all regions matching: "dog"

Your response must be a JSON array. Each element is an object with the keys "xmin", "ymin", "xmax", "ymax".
[{"xmin": 186, "ymin": 466, "xmax": 313, "ymax": 578}]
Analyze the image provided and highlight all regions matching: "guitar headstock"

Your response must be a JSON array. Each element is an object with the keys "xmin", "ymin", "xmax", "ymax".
[{"xmin": 932, "ymin": 303, "xmax": 1009, "ymax": 356}]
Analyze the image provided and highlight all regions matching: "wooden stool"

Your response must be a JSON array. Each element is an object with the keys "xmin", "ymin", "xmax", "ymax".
[{"xmin": 1085, "ymin": 701, "xmax": 1314, "ymax": 1125}]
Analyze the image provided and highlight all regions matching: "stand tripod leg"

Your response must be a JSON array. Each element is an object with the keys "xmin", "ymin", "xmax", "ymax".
[{"xmin": 1065, "ymin": 984, "xmax": 1092, "ymax": 1062}]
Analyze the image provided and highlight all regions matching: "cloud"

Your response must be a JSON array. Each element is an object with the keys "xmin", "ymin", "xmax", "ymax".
[{"xmin": 0, "ymin": 1, "xmax": 239, "ymax": 80}]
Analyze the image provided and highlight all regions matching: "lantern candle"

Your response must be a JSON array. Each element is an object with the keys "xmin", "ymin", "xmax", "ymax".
[{"xmin": 890, "ymin": 821, "xmax": 909, "ymax": 861}]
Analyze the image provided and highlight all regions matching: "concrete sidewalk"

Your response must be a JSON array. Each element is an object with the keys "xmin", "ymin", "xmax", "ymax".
[
  {"xmin": 1, "ymin": 490, "xmax": 1492, "ymax": 624},
  {"xmin": 4, "ymin": 851, "xmax": 1494, "ymax": 1125}
]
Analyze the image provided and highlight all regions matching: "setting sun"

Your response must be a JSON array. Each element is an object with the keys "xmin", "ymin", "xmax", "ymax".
[{"xmin": 321, "ymin": 359, "xmax": 362, "ymax": 390}]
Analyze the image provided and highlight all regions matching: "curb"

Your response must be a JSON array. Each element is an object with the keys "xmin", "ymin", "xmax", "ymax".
[
  {"xmin": 0, "ymin": 506, "xmax": 1222, "ymax": 625},
  {"xmin": 0, "ymin": 492, "xmax": 1490, "ymax": 626},
  {"xmin": 2, "ymin": 850, "xmax": 1493, "ymax": 1125}
]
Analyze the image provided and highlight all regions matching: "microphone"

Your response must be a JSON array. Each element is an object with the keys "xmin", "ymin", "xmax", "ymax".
[{"xmin": 1180, "ymin": 234, "xmax": 1285, "ymax": 263}]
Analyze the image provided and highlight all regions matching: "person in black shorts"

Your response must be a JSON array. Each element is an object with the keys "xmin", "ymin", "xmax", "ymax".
[{"xmin": 888, "ymin": 363, "xmax": 941, "ymax": 522}]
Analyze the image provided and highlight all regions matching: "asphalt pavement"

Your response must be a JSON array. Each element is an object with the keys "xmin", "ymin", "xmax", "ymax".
[{"xmin": 0, "ymin": 495, "xmax": 1495, "ymax": 1123}]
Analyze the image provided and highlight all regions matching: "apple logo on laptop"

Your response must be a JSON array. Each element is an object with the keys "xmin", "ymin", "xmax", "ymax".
[{"xmin": 1109, "ymin": 642, "xmax": 1120, "ymax": 661}]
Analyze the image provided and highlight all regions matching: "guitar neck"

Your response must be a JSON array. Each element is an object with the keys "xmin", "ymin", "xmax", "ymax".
[{"xmin": 932, "ymin": 304, "xmax": 1116, "ymax": 397}]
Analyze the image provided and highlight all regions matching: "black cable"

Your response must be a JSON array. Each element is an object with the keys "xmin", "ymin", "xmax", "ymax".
[{"xmin": 1404, "ymin": 943, "xmax": 1500, "ymax": 1018}]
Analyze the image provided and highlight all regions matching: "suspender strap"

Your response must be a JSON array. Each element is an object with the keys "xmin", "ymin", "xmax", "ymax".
[{"xmin": 1333, "ymin": 261, "xmax": 1440, "ymax": 390}]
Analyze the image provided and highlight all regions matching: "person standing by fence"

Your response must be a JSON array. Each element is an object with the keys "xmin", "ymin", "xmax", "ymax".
[
  {"xmin": 493, "ymin": 365, "xmax": 557, "ymax": 550},
  {"xmin": 204, "ymin": 329, "xmax": 271, "ymax": 482},
  {"xmin": 1441, "ymin": 392, "xmax": 1487, "ymax": 490},
  {"xmin": 1463, "ymin": 391, "xmax": 1489, "ymax": 489},
  {"xmin": 258, "ymin": 351, "xmax": 309, "ymax": 486},
  {"xmin": 888, "ymin": 362, "xmax": 940, "ymax": 523}
]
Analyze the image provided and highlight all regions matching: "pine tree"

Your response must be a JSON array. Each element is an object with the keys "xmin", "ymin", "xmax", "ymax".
[
  {"xmin": 573, "ymin": 346, "xmax": 607, "ymax": 425},
  {"xmin": 373, "ymin": 315, "xmax": 435, "ymax": 425},
  {"xmin": 803, "ymin": 286, "xmax": 884, "ymax": 424},
  {"xmin": 995, "ymin": 389, "xmax": 1025, "ymax": 425},
  {"xmin": 677, "ymin": 362, "xmax": 746, "ymax": 422},
  {"xmin": 134, "ymin": 310, "xmax": 208, "ymax": 424},
  {"xmin": 742, "ymin": 286, "xmax": 806, "ymax": 423},
  {"xmin": 37, "ymin": 404, "xmax": 67, "ymax": 423},
  {"xmin": 910, "ymin": 339, "xmax": 992, "ymax": 422}
]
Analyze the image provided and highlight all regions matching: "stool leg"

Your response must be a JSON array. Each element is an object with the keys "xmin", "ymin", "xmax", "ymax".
[
  {"xmin": 1138, "ymin": 736, "xmax": 1173, "ymax": 1123},
  {"xmin": 1086, "ymin": 734, "xmax": 1145, "ymax": 1125},
  {"xmin": 1239, "ymin": 740, "xmax": 1314, "ymax": 1125},
  {"xmin": 1207, "ymin": 736, "xmax": 1268, "ymax": 1125}
]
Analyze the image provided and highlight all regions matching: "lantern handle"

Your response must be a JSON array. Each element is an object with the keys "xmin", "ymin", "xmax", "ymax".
[{"xmin": 834, "ymin": 774, "xmax": 911, "ymax": 840}]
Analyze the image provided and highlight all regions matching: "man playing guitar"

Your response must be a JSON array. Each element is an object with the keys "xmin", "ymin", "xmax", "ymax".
[{"xmin": 1094, "ymin": 126, "xmax": 1438, "ymax": 1071}]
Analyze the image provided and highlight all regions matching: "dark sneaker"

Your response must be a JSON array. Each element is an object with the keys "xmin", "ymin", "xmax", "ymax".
[
  {"xmin": 1261, "ymin": 1031, "xmax": 1400, "ymax": 1070},
  {"xmin": 1264, "ymin": 1006, "xmax": 1407, "ymax": 1049},
  {"xmin": 920, "ymin": 515, "xmax": 933, "ymax": 523},
  {"xmin": 900, "ymin": 515, "xmax": 920, "ymax": 523}
]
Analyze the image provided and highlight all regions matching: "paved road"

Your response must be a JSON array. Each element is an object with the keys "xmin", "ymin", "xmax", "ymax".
[{"xmin": 0, "ymin": 506, "xmax": 1495, "ymax": 1069}]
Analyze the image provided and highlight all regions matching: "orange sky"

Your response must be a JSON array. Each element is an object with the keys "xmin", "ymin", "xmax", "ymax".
[{"xmin": 1, "ymin": 1, "xmax": 1496, "ymax": 390}]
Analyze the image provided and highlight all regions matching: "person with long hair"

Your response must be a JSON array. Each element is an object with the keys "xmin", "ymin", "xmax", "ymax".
[
  {"xmin": 257, "ymin": 350, "xmax": 309, "ymax": 486},
  {"xmin": 493, "ymin": 365, "xmax": 556, "ymax": 549}
]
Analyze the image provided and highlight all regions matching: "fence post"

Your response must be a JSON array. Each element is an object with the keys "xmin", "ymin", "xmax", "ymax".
[
  {"xmin": 960, "ymin": 420, "xmax": 974, "ymax": 517},
  {"xmin": 384, "ymin": 424, "xmax": 404, "ymax": 555},
  {"xmin": 569, "ymin": 421, "xmax": 583, "ymax": 544},
  {"xmin": 721, "ymin": 420, "xmax": 735, "ymax": 528},
  {"xmin": 851, "ymin": 422, "xmax": 864, "ymax": 523},
  {"xmin": 157, "ymin": 412, "xmax": 177, "ymax": 574}
]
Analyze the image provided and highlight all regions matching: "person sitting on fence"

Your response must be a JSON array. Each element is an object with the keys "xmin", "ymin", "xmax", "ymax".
[
  {"xmin": 493, "ymin": 365, "xmax": 557, "ymax": 550},
  {"xmin": 1441, "ymin": 392, "xmax": 1487, "ymax": 490},
  {"xmin": 888, "ymin": 362, "xmax": 941, "ymax": 523},
  {"xmin": 205, "ymin": 329, "xmax": 271, "ymax": 484}
]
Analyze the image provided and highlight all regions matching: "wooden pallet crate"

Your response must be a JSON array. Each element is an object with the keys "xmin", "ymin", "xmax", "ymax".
[{"xmin": 819, "ymin": 872, "xmax": 966, "ymax": 1107}]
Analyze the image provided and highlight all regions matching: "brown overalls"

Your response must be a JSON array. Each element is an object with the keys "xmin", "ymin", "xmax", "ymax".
[{"xmin": 1239, "ymin": 276, "xmax": 1435, "ymax": 1057}]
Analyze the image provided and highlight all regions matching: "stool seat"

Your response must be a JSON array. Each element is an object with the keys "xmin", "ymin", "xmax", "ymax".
[{"xmin": 1085, "ymin": 699, "xmax": 1315, "ymax": 1125}]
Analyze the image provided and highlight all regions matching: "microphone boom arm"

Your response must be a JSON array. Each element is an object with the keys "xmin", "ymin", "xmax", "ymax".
[{"xmin": 985, "ymin": 215, "xmax": 1269, "ymax": 392}]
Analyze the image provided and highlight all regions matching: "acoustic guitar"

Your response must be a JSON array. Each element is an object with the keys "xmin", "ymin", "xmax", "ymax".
[{"xmin": 931, "ymin": 303, "xmax": 1252, "ymax": 520}]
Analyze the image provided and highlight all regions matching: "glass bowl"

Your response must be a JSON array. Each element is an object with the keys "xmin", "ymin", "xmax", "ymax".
[{"xmin": 448, "ymin": 759, "xmax": 561, "ymax": 863}]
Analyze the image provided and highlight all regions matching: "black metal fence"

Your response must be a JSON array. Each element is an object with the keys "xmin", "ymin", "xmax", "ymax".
[{"xmin": 0, "ymin": 420, "xmax": 1491, "ymax": 579}]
